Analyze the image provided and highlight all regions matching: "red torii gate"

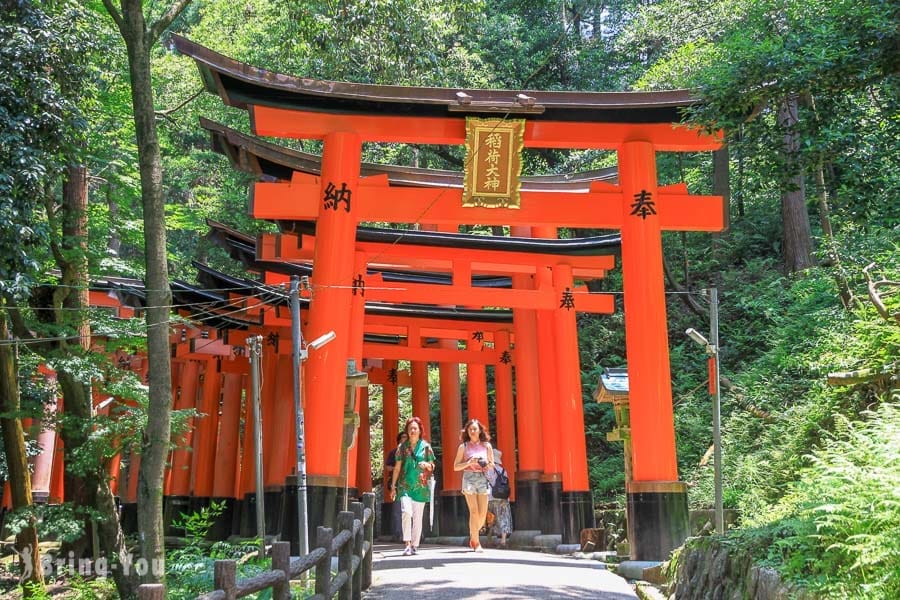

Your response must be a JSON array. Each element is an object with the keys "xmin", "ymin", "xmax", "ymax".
[{"xmin": 175, "ymin": 35, "xmax": 726, "ymax": 559}]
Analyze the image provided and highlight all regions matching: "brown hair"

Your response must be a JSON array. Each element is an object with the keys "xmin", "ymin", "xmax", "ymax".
[{"xmin": 459, "ymin": 418, "xmax": 491, "ymax": 443}]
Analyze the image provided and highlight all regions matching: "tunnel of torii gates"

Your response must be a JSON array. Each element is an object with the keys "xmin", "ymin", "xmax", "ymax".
[
  {"xmin": 1, "ymin": 34, "xmax": 727, "ymax": 562},
  {"xmin": 179, "ymin": 34, "xmax": 726, "ymax": 560}
]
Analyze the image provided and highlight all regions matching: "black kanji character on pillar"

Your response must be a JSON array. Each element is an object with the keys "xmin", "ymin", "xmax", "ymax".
[
  {"xmin": 560, "ymin": 287, "xmax": 575, "ymax": 310},
  {"xmin": 233, "ymin": 346, "xmax": 246, "ymax": 357},
  {"xmin": 323, "ymin": 181, "xmax": 352, "ymax": 212},
  {"xmin": 266, "ymin": 332, "xmax": 279, "ymax": 348},
  {"xmin": 472, "ymin": 331, "xmax": 484, "ymax": 342},
  {"xmin": 388, "ymin": 368, "xmax": 398, "ymax": 384},
  {"xmin": 629, "ymin": 189, "xmax": 657, "ymax": 219},
  {"xmin": 500, "ymin": 350, "xmax": 512, "ymax": 364},
  {"xmin": 352, "ymin": 274, "xmax": 365, "ymax": 297}
]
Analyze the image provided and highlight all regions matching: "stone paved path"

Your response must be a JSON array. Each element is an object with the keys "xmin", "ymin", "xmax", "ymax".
[{"xmin": 364, "ymin": 542, "xmax": 637, "ymax": 599}]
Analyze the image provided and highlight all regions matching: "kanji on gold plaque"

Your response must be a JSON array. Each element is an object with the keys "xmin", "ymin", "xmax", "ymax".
[{"xmin": 462, "ymin": 117, "xmax": 524, "ymax": 208}]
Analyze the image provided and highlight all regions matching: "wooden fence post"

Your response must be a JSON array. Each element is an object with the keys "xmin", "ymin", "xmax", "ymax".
[
  {"xmin": 271, "ymin": 540, "xmax": 291, "ymax": 600},
  {"xmin": 315, "ymin": 525, "xmax": 333, "ymax": 598},
  {"xmin": 137, "ymin": 583, "xmax": 165, "ymax": 600},
  {"xmin": 362, "ymin": 493, "xmax": 375, "ymax": 590},
  {"xmin": 215, "ymin": 559, "xmax": 237, "ymax": 600},
  {"xmin": 351, "ymin": 501, "xmax": 364, "ymax": 600},
  {"xmin": 338, "ymin": 510, "xmax": 355, "ymax": 600}
]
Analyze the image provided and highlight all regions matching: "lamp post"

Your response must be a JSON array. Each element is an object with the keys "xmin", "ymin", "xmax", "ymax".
[
  {"xmin": 247, "ymin": 334, "xmax": 266, "ymax": 559},
  {"xmin": 686, "ymin": 286, "xmax": 724, "ymax": 534},
  {"xmin": 342, "ymin": 360, "xmax": 368, "ymax": 512},
  {"xmin": 290, "ymin": 275, "xmax": 337, "ymax": 557}
]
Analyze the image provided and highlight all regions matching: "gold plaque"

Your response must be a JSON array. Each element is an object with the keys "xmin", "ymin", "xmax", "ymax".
[{"xmin": 462, "ymin": 117, "xmax": 525, "ymax": 208}]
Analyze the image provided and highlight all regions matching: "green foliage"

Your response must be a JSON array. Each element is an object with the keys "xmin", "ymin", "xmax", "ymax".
[
  {"xmin": 0, "ymin": 0, "xmax": 99, "ymax": 299},
  {"xmin": 166, "ymin": 501, "xmax": 271, "ymax": 599}
]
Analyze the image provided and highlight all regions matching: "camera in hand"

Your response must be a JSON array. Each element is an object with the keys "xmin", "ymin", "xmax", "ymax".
[{"xmin": 477, "ymin": 458, "xmax": 488, "ymax": 468}]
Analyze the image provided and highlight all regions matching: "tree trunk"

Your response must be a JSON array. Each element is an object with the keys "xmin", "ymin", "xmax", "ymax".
[
  {"xmin": 0, "ymin": 311, "xmax": 45, "ymax": 596},
  {"xmin": 55, "ymin": 165, "xmax": 139, "ymax": 597},
  {"xmin": 777, "ymin": 96, "xmax": 814, "ymax": 273},
  {"xmin": 813, "ymin": 163, "xmax": 855, "ymax": 309},
  {"xmin": 117, "ymin": 1, "xmax": 176, "ymax": 585}
]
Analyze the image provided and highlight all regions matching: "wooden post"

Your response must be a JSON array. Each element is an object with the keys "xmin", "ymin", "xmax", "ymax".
[
  {"xmin": 214, "ymin": 560, "xmax": 237, "ymax": 600},
  {"xmin": 271, "ymin": 541, "xmax": 291, "ymax": 600},
  {"xmin": 315, "ymin": 526, "xmax": 333, "ymax": 598},
  {"xmin": 362, "ymin": 493, "xmax": 375, "ymax": 589},
  {"xmin": 351, "ymin": 501, "xmax": 364, "ymax": 600},
  {"xmin": 137, "ymin": 584, "xmax": 165, "ymax": 600},
  {"xmin": 338, "ymin": 510, "xmax": 355, "ymax": 600}
]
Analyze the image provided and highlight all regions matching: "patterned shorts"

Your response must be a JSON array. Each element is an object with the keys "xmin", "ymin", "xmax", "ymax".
[{"xmin": 461, "ymin": 470, "xmax": 490, "ymax": 495}]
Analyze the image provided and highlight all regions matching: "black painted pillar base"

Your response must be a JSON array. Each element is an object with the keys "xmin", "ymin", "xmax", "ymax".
[
  {"xmin": 539, "ymin": 480, "xmax": 563, "ymax": 534},
  {"xmin": 206, "ymin": 497, "xmax": 236, "ymax": 541},
  {"xmin": 281, "ymin": 482, "xmax": 299, "ymax": 554},
  {"xmin": 438, "ymin": 493, "xmax": 469, "ymax": 536},
  {"xmin": 264, "ymin": 489, "xmax": 283, "ymax": 536},
  {"xmin": 238, "ymin": 493, "xmax": 260, "ymax": 538},
  {"xmin": 561, "ymin": 490, "xmax": 596, "ymax": 544},
  {"xmin": 163, "ymin": 496, "xmax": 191, "ymax": 536},
  {"xmin": 119, "ymin": 503, "xmax": 138, "ymax": 534},
  {"xmin": 307, "ymin": 483, "xmax": 341, "ymax": 533},
  {"xmin": 381, "ymin": 502, "xmax": 395, "ymax": 537},
  {"xmin": 513, "ymin": 473, "xmax": 542, "ymax": 531},
  {"xmin": 627, "ymin": 481, "xmax": 689, "ymax": 561},
  {"xmin": 188, "ymin": 496, "xmax": 210, "ymax": 515}
]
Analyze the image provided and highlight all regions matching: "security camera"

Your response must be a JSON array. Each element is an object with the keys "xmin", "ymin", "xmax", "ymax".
[
  {"xmin": 308, "ymin": 330, "xmax": 336, "ymax": 350},
  {"xmin": 685, "ymin": 328, "xmax": 709, "ymax": 346}
]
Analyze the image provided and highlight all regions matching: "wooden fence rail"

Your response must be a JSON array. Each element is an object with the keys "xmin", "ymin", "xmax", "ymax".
[{"xmin": 137, "ymin": 493, "xmax": 375, "ymax": 600}]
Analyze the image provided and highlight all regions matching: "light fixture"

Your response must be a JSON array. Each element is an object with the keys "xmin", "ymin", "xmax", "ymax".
[
  {"xmin": 685, "ymin": 327, "xmax": 715, "ymax": 355},
  {"xmin": 308, "ymin": 330, "xmax": 336, "ymax": 351}
]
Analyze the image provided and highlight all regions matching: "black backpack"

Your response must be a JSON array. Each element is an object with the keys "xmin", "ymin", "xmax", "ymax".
[{"xmin": 491, "ymin": 466, "xmax": 510, "ymax": 499}]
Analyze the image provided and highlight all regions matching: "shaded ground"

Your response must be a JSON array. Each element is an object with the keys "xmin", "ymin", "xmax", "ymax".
[{"xmin": 365, "ymin": 542, "xmax": 636, "ymax": 599}]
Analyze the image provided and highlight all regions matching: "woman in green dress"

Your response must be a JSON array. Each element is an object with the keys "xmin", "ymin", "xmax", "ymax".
[{"xmin": 389, "ymin": 416, "xmax": 436, "ymax": 556}]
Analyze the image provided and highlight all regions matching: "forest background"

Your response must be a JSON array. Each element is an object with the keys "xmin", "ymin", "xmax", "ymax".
[{"xmin": 0, "ymin": 0, "xmax": 897, "ymax": 599}]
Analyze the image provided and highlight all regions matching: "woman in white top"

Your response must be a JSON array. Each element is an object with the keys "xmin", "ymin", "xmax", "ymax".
[{"xmin": 452, "ymin": 418, "xmax": 494, "ymax": 552}]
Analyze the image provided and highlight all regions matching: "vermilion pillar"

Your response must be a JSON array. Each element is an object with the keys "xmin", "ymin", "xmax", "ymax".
[
  {"xmin": 553, "ymin": 264, "xmax": 596, "ymax": 542},
  {"xmin": 211, "ymin": 372, "xmax": 242, "ymax": 539},
  {"xmin": 259, "ymin": 342, "xmax": 279, "ymax": 484},
  {"xmin": 30, "ymin": 395, "xmax": 58, "ymax": 503},
  {"xmin": 268, "ymin": 355, "xmax": 294, "ymax": 486},
  {"xmin": 355, "ymin": 386, "xmax": 372, "ymax": 493},
  {"xmin": 511, "ymin": 271, "xmax": 543, "ymax": 530},
  {"xmin": 466, "ymin": 336, "xmax": 489, "ymax": 424},
  {"xmin": 191, "ymin": 360, "xmax": 220, "ymax": 500},
  {"xmin": 169, "ymin": 360, "xmax": 198, "ymax": 496},
  {"xmin": 618, "ymin": 140, "xmax": 688, "ymax": 560},
  {"xmin": 213, "ymin": 373, "xmax": 243, "ymax": 499},
  {"xmin": 535, "ymin": 266, "xmax": 563, "ymax": 535},
  {"xmin": 347, "ymin": 251, "xmax": 368, "ymax": 492},
  {"xmin": 305, "ymin": 131, "xmax": 362, "ymax": 482},
  {"xmin": 493, "ymin": 330, "xmax": 516, "ymax": 502},
  {"xmin": 438, "ymin": 352, "xmax": 466, "ymax": 535},
  {"xmin": 238, "ymin": 366, "xmax": 256, "ymax": 499},
  {"xmin": 411, "ymin": 361, "xmax": 431, "ymax": 439},
  {"xmin": 382, "ymin": 359, "xmax": 400, "ymax": 491}
]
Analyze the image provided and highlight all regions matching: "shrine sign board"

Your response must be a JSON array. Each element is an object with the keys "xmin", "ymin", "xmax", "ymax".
[{"xmin": 462, "ymin": 118, "xmax": 524, "ymax": 208}]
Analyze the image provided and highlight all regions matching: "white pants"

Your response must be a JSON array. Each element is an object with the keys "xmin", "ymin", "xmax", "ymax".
[{"xmin": 400, "ymin": 495, "xmax": 426, "ymax": 547}]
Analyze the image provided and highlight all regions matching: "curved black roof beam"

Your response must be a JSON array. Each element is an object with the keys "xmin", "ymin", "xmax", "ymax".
[
  {"xmin": 285, "ymin": 220, "xmax": 621, "ymax": 256},
  {"xmin": 205, "ymin": 219, "xmax": 514, "ymax": 287},
  {"xmin": 173, "ymin": 36, "xmax": 697, "ymax": 124}
]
